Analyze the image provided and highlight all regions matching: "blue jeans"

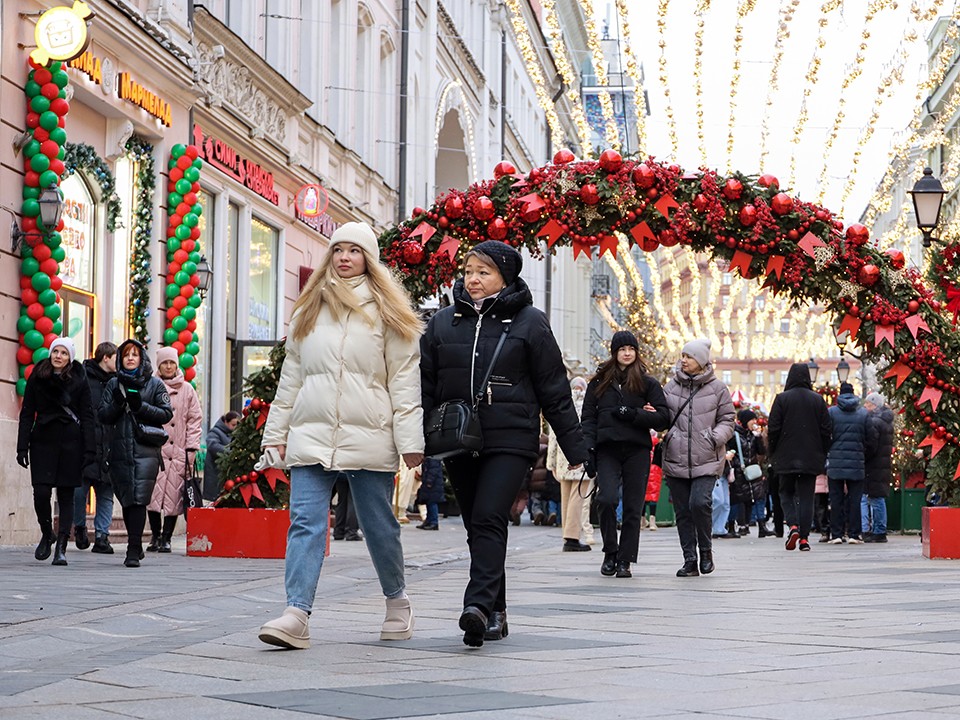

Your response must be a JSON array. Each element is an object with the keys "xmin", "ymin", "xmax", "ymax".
[
  {"xmin": 285, "ymin": 465, "xmax": 405, "ymax": 612},
  {"xmin": 73, "ymin": 480, "xmax": 114, "ymax": 535},
  {"xmin": 712, "ymin": 478, "xmax": 730, "ymax": 535},
  {"xmin": 861, "ymin": 495, "xmax": 887, "ymax": 535},
  {"xmin": 425, "ymin": 502, "xmax": 439, "ymax": 526}
]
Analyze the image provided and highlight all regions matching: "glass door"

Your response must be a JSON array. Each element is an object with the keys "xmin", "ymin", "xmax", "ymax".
[
  {"xmin": 60, "ymin": 287, "xmax": 95, "ymax": 361},
  {"xmin": 230, "ymin": 340, "xmax": 276, "ymax": 411}
]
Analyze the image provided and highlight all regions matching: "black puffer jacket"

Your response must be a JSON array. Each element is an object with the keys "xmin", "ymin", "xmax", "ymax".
[
  {"xmin": 581, "ymin": 370, "xmax": 670, "ymax": 450},
  {"xmin": 17, "ymin": 360, "xmax": 95, "ymax": 488},
  {"xmin": 827, "ymin": 393, "xmax": 870, "ymax": 481},
  {"xmin": 421, "ymin": 277, "xmax": 587, "ymax": 463},
  {"xmin": 82, "ymin": 359, "xmax": 115, "ymax": 486},
  {"xmin": 98, "ymin": 340, "xmax": 173, "ymax": 508},
  {"xmin": 767, "ymin": 363, "xmax": 832, "ymax": 476},
  {"xmin": 865, "ymin": 406, "xmax": 894, "ymax": 497},
  {"xmin": 203, "ymin": 419, "xmax": 233, "ymax": 501}
]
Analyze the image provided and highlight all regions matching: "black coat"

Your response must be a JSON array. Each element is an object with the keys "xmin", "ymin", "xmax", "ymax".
[
  {"xmin": 203, "ymin": 419, "xmax": 233, "ymax": 501},
  {"xmin": 98, "ymin": 341, "xmax": 173, "ymax": 508},
  {"xmin": 581, "ymin": 371, "xmax": 669, "ymax": 451},
  {"xmin": 82, "ymin": 359, "xmax": 115, "ymax": 486},
  {"xmin": 727, "ymin": 424, "xmax": 766, "ymax": 478},
  {"xmin": 415, "ymin": 457, "xmax": 446, "ymax": 505},
  {"xmin": 827, "ymin": 394, "xmax": 870, "ymax": 481},
  {"xmin": 420, "ymin": 276, "xmax": 587, "ymax": 464},
  {"xmin": 767, "ymin": 363, "xmax": 832, "ymax": 476},
  {"xmin": 17, "ymin": 360, "xmax": 95, "ymax": 488},
  {"xmin": 865, "ymin": 406, "xmax": 894, "ymax": 498}
]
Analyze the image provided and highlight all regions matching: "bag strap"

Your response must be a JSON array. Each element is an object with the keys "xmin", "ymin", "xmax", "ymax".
[
  {"xmin": 472, "ymin": 323, "xmax": 510, "ymax": 410},
  {"xmin": 667, "ymin": 384, "xmax": 701, "ymax": 431},
  {"xmin": 576, "ymin": 469, "xmax": 597, "ymax": 500},
  {"xmin": 733, "ymin": 429, "xmax": 744, "ymax": 466}
]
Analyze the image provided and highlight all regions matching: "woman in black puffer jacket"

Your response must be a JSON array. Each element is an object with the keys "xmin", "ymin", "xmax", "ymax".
[
  {"xmin": 98, "ymin": 339, "xmax": 173, "ymax": 567},
  {"xmin": 421, "ymin": 241, "xmax": 587, "ymax": 648},
  {"xmin": 581, "ymin": 331, "xmax": 669, "ymax": 579}
]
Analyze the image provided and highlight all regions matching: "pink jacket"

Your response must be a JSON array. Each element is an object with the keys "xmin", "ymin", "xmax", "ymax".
[
  {"xmin": 148, "ymin": 371, "xmax": 203, "ymax": 515},
  {"xmin": 815, "ymin": 473, "xmax": 829, "ymax": 494}
]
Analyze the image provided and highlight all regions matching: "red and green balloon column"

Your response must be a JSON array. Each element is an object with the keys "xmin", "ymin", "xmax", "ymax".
[
  {"xmin": 162, "ymin": 144, "xmax": 204, "ymax": 383},
  {"xmin": 16, "ymin": 59, "xmax": 70, "ymax": 396}
]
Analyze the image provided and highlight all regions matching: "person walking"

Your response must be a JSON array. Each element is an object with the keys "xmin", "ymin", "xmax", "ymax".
[
  {"xmin": 98, "ymin": 339, "xmax": 174, "ymax": 567},
  {"xmin": 258, "ymin": 221, "xmax": 423, "ymax": 650},
  {"xmin": 661, "ymin": 339, "xmax": 735, "ymax": 577},
  {"xmin": 826, "ymin": 382, "xmax": 870, "ymax": 545},
  {"xmin": 147, "ymin": 347, "xmax": 203, "ymax": 553},
  {"xmin": 74, "ymin": 341, "xmax": 117, "ymax": 554},
  {"xmin": 17, "ymin": 337, "xmax": 95, "ymax": 566},
  {"xmin": 727, "ymin": 409, "xmax": 773, "ymax": 538},
  {"xmin": 420, "ymin": 240, "xmax": 587, "ymax": 647},
  {"xmin": 203, "ymin": 411, "xmax": 241, "ymax": 501},
  {"xmin": 767, "ymin": 363, "xmax": 832, "ymax": 552},
  {"xmin": 863, "ymin": 392, "xmax": 893, "ymax": 543},
  {"xmin": 415, "ymin": 457, "xmax": 444, "ymax": 530},
  {"xmin": 581, "ymin": 331, "xmax": 669, "ymax": 578},
  {"xmin": 643, "ymin": 433, "xmax": 662, "ymax": 531},
  {"xmin": 547, "ymin": 377, "xmax": 592, "ymax": 552}
]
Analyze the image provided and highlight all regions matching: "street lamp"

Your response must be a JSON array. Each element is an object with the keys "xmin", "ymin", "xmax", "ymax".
[
  {"xmin": 836, "ymin": 357, "xmax": 851, "ymax": 383},
  {"xmin": 807, "ymin": 357, "xmax": 819, "ymax": 384},
  {"xmin": 195, "ymin": 255, "xmax": 213, "ymax": 299},
  {"xmin": 11, "ymin": 186, "xmax": 65, "ymax": 251},
  {"xmin": 909, "ymin": 167, "xmax": 946, "ymax": 248}
]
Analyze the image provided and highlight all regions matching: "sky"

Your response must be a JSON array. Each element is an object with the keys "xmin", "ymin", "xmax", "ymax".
[{"xmin": 595, "ymin": 0, "xmax": 943, "ymax": 227}]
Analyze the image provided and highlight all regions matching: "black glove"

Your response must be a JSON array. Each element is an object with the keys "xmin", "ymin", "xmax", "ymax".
[
  {"xmin": 616, "ymin": 405, "xmax": 638, "ymax": 422},
  {"xmin": 112, "ymin": 385, "xmax": 126, "ymax": 405},
  {"xmin": 125, "ymin": 388, "xmax": 143, "ymax": 411},
  {"xmin": 17, "ymin": 450, "xmax": 29, "ymax": 468},
  {"xmin": 584, "ymin": 452, "xmax": 597, "ymax": 478}
]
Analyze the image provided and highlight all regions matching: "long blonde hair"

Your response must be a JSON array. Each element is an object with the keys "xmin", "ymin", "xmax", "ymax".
[{"xmin": 290, "ymin": 244, "xmax": 422, "ymax": 343}]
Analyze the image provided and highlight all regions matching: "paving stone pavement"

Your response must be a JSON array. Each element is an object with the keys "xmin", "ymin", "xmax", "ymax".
[{"xmin": 2, "ymin": 520, "xmax": 960, "ymax": 719}]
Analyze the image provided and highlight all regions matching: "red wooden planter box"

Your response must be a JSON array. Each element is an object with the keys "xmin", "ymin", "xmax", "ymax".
[
  {"xmin": 186, "ymin": 508, "xmax": 290, "ymax": 558},
  {"xmin": 922, "ymin": 507, "xmax": 960, "ymax": 559}
]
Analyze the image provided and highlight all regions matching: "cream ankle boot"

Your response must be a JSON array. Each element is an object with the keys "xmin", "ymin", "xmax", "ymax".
[
  {"xmin": 258, "ymin": 607, "xmax": 310, "ymax": 649},
  {"xmin": 648, "ymin": 516, "xmax": 658, "ymax": 531},
  {"xmin": 380, "ymin": 597, "xmax": 414, "ymax": 640}
]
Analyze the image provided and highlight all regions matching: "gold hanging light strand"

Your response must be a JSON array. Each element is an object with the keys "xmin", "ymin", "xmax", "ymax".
[
  {"xmin": 503, "ymin": 0, "xmax": 566, "ymax": 150},
  {"xmin": 541, "ymin": 0, "xmax": 593, "ymax": 156},
  {"xmin": 614, "ymin": 0, "xmax": 648, "ymax": 154},
  {"xmin": 815, "ymin": 0, "xmax": 900, "ymax": 205},
  {"xmin": 759, "ymin": 0, "xmax": 801, "ymax": 172},
  {"xmin": 656, "ymin": 0, "xmax": 680, "ymax": 159},
  {"xmin": 576, "ymin": 0, "xmax": 621, "ymax": 149},
  {"xmin": 693, "ymin": 2, "xmax": 710, "ymax": 166},
  {"xmin": 724, "ymin": 0, "xmax": 759, "ymax": 173},
  {"xmin": 624, "ymin": 237, "xmax": 684, "ymax": 353}
]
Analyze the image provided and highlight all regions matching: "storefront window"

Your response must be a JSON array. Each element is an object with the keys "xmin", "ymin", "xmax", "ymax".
[
  {"xmin": 111, "ymin": 158, "xmax": 134, "ymax": 343},
  {"xmin": 248, "ymin": 217, "xmax": 278, "ymax": 340},
  {"xmin": 60, "ymin": 174, "xmax": 96, "ymax": 292},
  {"xmin": 226, "ymin": 203, "xmax": 239, "ymax": 336}
]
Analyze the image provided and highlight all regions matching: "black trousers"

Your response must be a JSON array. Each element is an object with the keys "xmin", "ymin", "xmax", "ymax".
[
  {"xmin": 768, "ymin": 473, "xmax": 784, "ymax": 533},
  {"xmin": 122, "ymin": 504, "xmax": 147, "ymax": 559},
  {"xmin": 828, "ymin": 477, "xmax": 864, "ymax": 540},
  {"xmin": 333, "ymin": 477, "xmax": 358, "ymax": 536},
  {"xmin": 33, "ymin": 486, "xmax": 73, "ymax": 534},
  {"xmin": 446, "ymin": 453, "xmax": 532, "ymax": 616},
  {"xmin": 665, "ymin": 475, "xmax": 715, "ymax": 563},
  {"xmin": 596, "ymin": 443, "xmax": 650, "ymax": 563},
  {"xmin": 778, "ymin": 473, "xmax": 816, "ymax": 539}
]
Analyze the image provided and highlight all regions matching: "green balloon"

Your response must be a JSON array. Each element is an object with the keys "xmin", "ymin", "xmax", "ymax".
[
  {"xmin": 174, "ymin": 271, "xmax": 191, "ymax": 286},
  {"xmin": 68, "ymin": 318, "xmax": 82, "ymax": 336},
  {"xmin": 168, "ymin": 192, "xmax": 183, "ymax": 208},
  {"xmin": 167, "ymin": 238, "xmax": 181, "ymax": 252},
  {"xmin": 192, "ymin": 158, "xmax": 203, "ymax": 170},
  {"xmin": 163, "ymin": 328, "xmax": 178, "ymax": 344},
  {"xmin": 30, "ymin": 154, "xmax": 51, "ymax": 173},
  {"xmin": 25, "ymin": 80, "xmax": 41, "ymax": 97},
  {"xmin": 49, "ymin": 127, "xmax": 67, "ymax": 145},
  {"xmin": 38, "ymin": 289, "xmax": 57, "ymax": 306},
  {"xmin": 175, "ymin": 179, "xmax": 192, "ymax": 195},
  {"xmin": 185, "ymin": 342, "xmax": 200, "ymax": 356},
  {"xmin": 188, "ymin": 252, "xmax": 201, "ymax": 264},
  {"xmin": 16, "ymin": 378, "xmax": 26, "ymax": 396},
  {"xmin": 191, "ymin": 204, "xmax": 203, "ymax": 217},
  {"xmin": 171, "ymin": 144, "xmax": 186, "ymax": 159},
  {"xmin": 23, "ymin": 139, "xmax": 41, "ymax": 158},
  {"xmin": 57, "ymin": 147, "xmax": 65, "ymax": 160},
  {"xmin": 50, "ymin": 61, "xmax": 62, "ymax": 71},
  {"xmin": 23, "ymin": 186, "xmax": 41, "ymax": 200},
  {"xmin": 17, "ymin": 315, "xmax": 35, "ymax": 334},
  {"xmin": 183, "ymin": 167, "xmax": 200, "ymax": 183},
  {"xmin": 179, "ymin": 353, "xmax": 195, "ymax": 369},
  {"xmin": 24, "ymin": 329, "xmax": 44, "ymax": 350},
  {"xmin": 30, "ymin": 95, "xmax": 50, "ymax": 113},
  {"xmin": 21, "ymin": 245, "xmax": 34, "ymax": 258},
  {"xmin": 21, "ymin": 258, "xmax": 40, "ymax": 276},
  {"xmin": 51, "ymin": 246, "xmax": 65, "ymax": 263},
  {"xmin": 39, "ymin": 111, "xmax": 59, "ymax": 131},
  {"xmin": 52, "ymin": 320, "xmax": 62, "ymax": 335},
  {"xmin": 45, "ymin": 232, "xmax": 62, "ymax": 248},
  {"xmin": 53, "ymin": 71, "xmax": 69, "ymax": 88},
  {"xmin": 165, "ymin": 284, "xmax": 180, "ymax": 299},
  {"xmin": 182, "ymin": 214, "xmax": 199, "ymax": 228},
  {"xmin": 39, "ymin": 170, "xmax": 59, "ymax": 188},
  {"xmin": 175, "ymin": 224, "xmax": 191, "ymax": 240},
  {"xmin": 44, "ymin": 303, "xmax": 61, "ymax": 320},
  {"xmin": 31, "ymin": 272, "xmax": 51, "ymax": 292},
  {"xmin": 22, "ymin": 199, "xmax": 40, "ymax": 217},
  {"xmin": 188, "ymin": 294, "xmax": 203, "ymax": 308},
  {"xmin": 171, "ymin": 315, "xmax": 188, "ymax": 332},
  {"xmin": 182, "ymin": 261, "xmax": 197, "ymax": 275},
  {"xmin": 181, "ymin": 306, "xmax": 196, "ymax": 321},
  {"xmin": 32, "ymin": 347, "xmax": 49, "ymax": 363}
]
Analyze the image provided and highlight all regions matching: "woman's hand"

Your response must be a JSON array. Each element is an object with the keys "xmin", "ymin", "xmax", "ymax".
[
  {"xmin": 265, "ymin": 445, "xmax": 285, "ymax": 461},
  {"xmin": 642, "ymin": 403, "xmax": 656, "ymax": 412},
  {"xmin": 402, "ymin": 452, "xmax": 424, "ymax": 469}
]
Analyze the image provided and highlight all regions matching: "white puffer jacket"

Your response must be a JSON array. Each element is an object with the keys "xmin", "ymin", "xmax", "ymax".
[{"xmin": 262, "ymin": 278, "xmax": 423, "ymax": 472}]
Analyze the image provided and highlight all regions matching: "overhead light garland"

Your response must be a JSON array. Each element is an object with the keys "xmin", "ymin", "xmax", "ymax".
[
  {"xmin": 693, "ymin": 2, "xmax": 710, "ymax": 166},
  {"xmin": 759, "ymin": 0, "xmax": 801, "ymax": 172},
  {"xmin": 541, "ymin": 0, "xmax": 592, "ymax": 156},
  {"xmin": 614, "ymin": 0, "xmax": 648, "ymax": 154},
  {"xmin": 724, "ymin": 0, "xmax": 758, "ymax": 172},
  {"xmin": 576, "ymin": 0, "xmax": 621, "ymax": 149},
  {"xmin": 656, "ymin": 0, "xmax": 679, "ymax": 159}
]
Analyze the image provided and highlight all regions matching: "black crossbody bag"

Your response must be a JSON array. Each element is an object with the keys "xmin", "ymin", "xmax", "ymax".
[{"xmin": 424, "ymin": 325, "xmax": 509, "ymax": 459}]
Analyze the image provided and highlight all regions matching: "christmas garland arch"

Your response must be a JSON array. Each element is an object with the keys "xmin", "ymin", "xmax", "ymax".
[
  {"xmin": 380, "ymin": 150, "xmax": 960, "ymax": 506},
  {"xmin": 125, "ymin": 135, "xmax": 155, "ymax": 346}
]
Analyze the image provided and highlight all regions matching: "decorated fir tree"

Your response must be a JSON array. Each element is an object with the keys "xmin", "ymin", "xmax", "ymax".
[{"xmin": 214, "ymin": 341, "xmax": 290, "ymax": 508}]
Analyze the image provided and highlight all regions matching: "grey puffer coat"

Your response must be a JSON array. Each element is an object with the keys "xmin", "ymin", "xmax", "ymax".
[
  {"xmin": 98, "ymin": 340, "xmax": 173, "ymax": 508},
  {"xmin": 865, "ymin": 406, "xmax": 894, "ymax": 498},
  {"xmin": 661, "ymin": 363, "xmax": 736, "ymax": 479}
]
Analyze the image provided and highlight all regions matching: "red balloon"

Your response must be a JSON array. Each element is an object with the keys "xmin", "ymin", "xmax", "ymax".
[
  {"xmin": 27, "ymin": 303, "xmax": 44, "ymax": 320},
  {"xmin": 845, "ymin": 223, "xmax": 870, "ymax": 246},
  {"xmin": 184, "ymin": 192, "xmax": 199, "ymax": 205},
  {"xmin": 24, "ymin": 171, "xmax": 41, "ymax": 188},
  {"xmin": 487, "ymin": 218, "xmax": 508, "ymax": 240},
  {"xmin": 176, "ymin": 202, "xmax": 191, "ymax": 217},
  {"xmin": 166, "ymin": 226, "xmax": 177, "ymax": 238},
  {"xmin": 739, "ymin": 205, "xmax": 758, "ymax": 227},
  {"xmin": 190, "ymin": 275, "xmax": 200, "ymax": 287},
  {"xmin": 444, "ymin": 196, "xmax": 464, "ymax": 219},
  {"xmin": 35, "ymin": 317, "xmax": 54, "ymax": 335},
  {"xmin": 493, "ymin": 161, "xmax": 516, "ymax": 179},
  {"xmin": 20, "ymin": 275, "xmax": 34, "ymax": 290},
  {"xmin": 22, "ymin": 289, "xmax": 39, "ymax": 305},
  {"xmin": 49, "ymin": 276, "xmax": 62, "ymax": 291},
  {"xmin": 179, "ymin": 330, "xmax": 194, "ymax": 345},
  {"xmin": 473, "ymin": 196, "xmax": 495, "ymax": 221},
  {"xmin": 170, "ymin": 168, "xmax": 183, "ymax": 182},
  {"xmin": 177, "ymin": 155, "xmax": 192, "ymax": 170},
  {"xmin": 190, "ymin": 227, "xmax": 202, "ymax": 241},
  {"xmin": 187, "ymin": 320, "xmax": 197, "ymax": 332},
  {"xmin": 885, "ymin": 248, "xmax": 905, "ymax": 269},
  {"xmin": 722, "ymin": 178, "xmax": 743, "ymax": 200},
  {"xmin": 32, "ymin": 129, "xmax": 50, "ymax": 142},
  {"xmin": 17, "ymin": 346, "xmax": 34, "ymax": 365},
  {"xmin": 167, "ymin": 306, "xmax": 180, "ymax": 320},
  {"xmin": 173, "ymin": 296, "xmax": 188, "ymax": 310},
  {"xmin": 26, "ymin": 112, "xmax": 40, "ymax": 129},
  {"xmin": 771, "ymin": 193, "xmax": 793, "ymax": 215},
  {"xmin": 181, "ymin": 240, "xmax": 196, "ymax": 252},
  {"xmin": 169, "ymin": 263, "xmax": 182, "ymax": 275},
  {"xmin": 185, "ymin": 145, "xmax": 199, "ymax": 160},
  {"xmin": 172, "ymin": 341, "xmax": 186, "ymax": 354},
  {"xmin": 40, "ymin": 140, "xmax": 60, "ymax": 158},
  {"xmin": 49, "ymin": 158, "xmax": 65, "ymax": 177},
  {"xmin": 553, "ymin": 149, "xmax": 576, "ymax": 164},
  {"xmin": 49, "ymin": 98, "xmax": 69, "ymax": 116},
  {"xmin": 32, "ymin": 244, "xmax": 52, "ymax": 262},
  {"xmin": 44, "ymin": 332, "xmax": 57, "ymax": 346},
  {"xmin": 174, "ymin": 249, "xmax": 189, "ymax": 264},
  {"xmin": 632, "ymin": 164, "xmax": 656, "ymax": 189},
  {"xmin": 184, "ymin": 367, "xmax": 197, "ymax": 382},
  {"xmin": 39, "ymin": 258, "xmax": 58, "ymax": 275},
  {"xmin": 34, "ymin": 68, "xmax": 52, "ymax": 85},
  {"xmin": 41, "ymin": 83, "xmax": 60, "ymax": 100},
  {"xmin": 857, "ymin": 264, "xmax": 881, "ymax": 287},
  {"xmin": 24, "ymin": 364, "xmax": 34, "ymax": 380},
  {"xmin": 181, "ymin": 284, "xmax": 195, "ymax": 298},
  {"xmin": 170, "ymin": 214, "xmax": 183, "ymax": 228},
  {"xmin": 598, "ymin": 149, "xmax": 623, "ymax": 173},
  {"xmin": 580, "ymin": 184, "xmax": 600, "ymax": 205}
]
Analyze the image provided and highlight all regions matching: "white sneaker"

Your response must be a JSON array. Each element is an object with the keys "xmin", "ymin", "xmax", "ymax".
[
  {"xmin": 259, "ymin": 607, "xmax": 310, "ymax": 649},
  {"xmin": 648, "ymin": 516, "xmax": 658, "ymax": 531},
  {"xmin": 640, "ymin": 517, "xmax": 648, "ymax": 529},
  {"xmin": 827, "ymin": 537, "xmax": 844, "ymax": 544},
  {"xmin": 847, "ymin": 537, "xmax": 863, "ymax": 544},
  {"xmin": 381, "ymin": 597, "xmax": 414, "ymax": 640}
]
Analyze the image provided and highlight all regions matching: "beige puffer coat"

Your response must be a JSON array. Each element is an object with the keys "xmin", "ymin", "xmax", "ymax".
[
  {"xmin": 148, "ymin": 371, "xmax": 203, "ymax": 515},
  {"xmin": 262, "ymin": 278, "xmax": 423, "ymax": 472}
]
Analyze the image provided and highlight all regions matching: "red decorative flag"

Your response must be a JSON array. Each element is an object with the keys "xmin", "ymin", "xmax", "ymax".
[
  {"xmin": 904, "ymin": 314, "xmax": 930, "ymax": 340},
  {"xmin": 837, "ymin": 313, "xmax": 862, "ymax": 341},
  {"xmin": 953, "ymin": 459, "xmax": 960, "ymax": 481},
  {"xmin": 239, "ymin": 481, "xmax": 264, "ymax": 507},
  {"xmin": 510, "ymin": 176, "xmax": 529, "ymax": 188},
  {"xmin": 874, "ymin": 324, "xmax": 895, "ymax": 349},
  {"xmin": 262, "ymin": 467, "xmax": 289, "ymax": 492},
  {"xmin": 882, "ymin": 360, "xmax": 912, "ymax": 388},
  {"xmin": 437, "ymin": 235, "xmax": 460, "ymax": 261},
  {"xmin": 730, "ymin": 250, "xmax": 754, "ymax": 277},
  {"xmin": 572, "ymin": 238, "xmax": 592, "ymax": 260},
  {"xmin": 918, "ymin": 433, "xmax": 947, "ymax": 459},
  {"xmin": 256, "ymin": 407, "xmax": 269, "ymax": 430},
  {"xmin": 598, "ymin": 235, "xmax": 618, "ymax": 257},
  {"xmin": 408, "ymin": 221, "xmax": 437, "ymax": 246},
  {"xmin": 918, "ymin": 385, "xmax": 943, "ymax": 412},
  {"xmin": 536, "ymin": 218, "xmax": 565, "ymax": 247},
  {"xmin": 765, "ymin": 255, "xmax": 785, "ymax": 279},
  {"xmin": 654, "ymin": 194, "xmax": 680, "ymax": 219},
  {"xmin": 797, "ymin": 231, "xmax": 826, "ymax": 258},
  {"xmin": 761, "ymin": 275, "xmax": 781, "ymax": 295},
  {"xmin": 517, "ymin": 193, "xmax": 545, "ymax": 212},
  {"xmin": 630, "ymin": 221, "xmax": 656, "ymax": 246}
]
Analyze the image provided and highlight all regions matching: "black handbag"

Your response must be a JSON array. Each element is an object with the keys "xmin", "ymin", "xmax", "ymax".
[
  {"xmin": 134, "ymin": 421, "xmax": 169, "ymax": 448},
  {"xmin": 731, "ymin": 430, "xmax": 765, "ymax": 504},
  {"xmin": 425, "ymin": 325, "xmax": 509, "ymax": 459},
  {"xmin": 182, "ymin": 449, "xmax": 203, "ymax": 515}
]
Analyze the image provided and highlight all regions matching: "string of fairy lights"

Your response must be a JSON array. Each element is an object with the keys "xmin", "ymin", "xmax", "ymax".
[
  {"xmin": 724, "ymin": 0, "xmax": 758, "ymax": 173},
  {"xmin": 758, "ymin": 0, "xmax": 800, "ymax": 172},
  {"xmin": 656, "ymin": 0, "xmax": 680, "ymax": 159},
  {"xmin": 575, "ymin": 0, "xmax": 621, "ymax": 149},
  {"xmin": 540, "ymin": 0, "xmax": 593, "ymax": 156},
  {"xmin": 693, "ymin": 1, "xmax": 710, "ymax": 167},
  {"xmin": 614, "ymin": 0, "xmax": 648, "ymax": 154}
]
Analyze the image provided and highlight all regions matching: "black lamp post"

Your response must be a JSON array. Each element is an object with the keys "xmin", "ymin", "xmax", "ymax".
[
  {"xmin": 909, "ymin": 167, "xmax": 946, "ymax": 248},
  {"xmin": 195, "ymin": 255, "xmax": 212, "ymax": 298},
  {"xmin": 12, "ymin": 186, "xmax": 65, "ymax": 251},
  {"xmin": 807, "ymin": 357, "xmax": 819, "ymax": 384},
  {"xmin": 836, "ymin": 357, "xmax": 851, "ymax": 383}
]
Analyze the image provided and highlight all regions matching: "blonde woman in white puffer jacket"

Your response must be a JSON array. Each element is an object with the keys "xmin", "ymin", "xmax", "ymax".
[{"xmin": 258, "ymin": 222, "xmax": 424, "ymax": 650}]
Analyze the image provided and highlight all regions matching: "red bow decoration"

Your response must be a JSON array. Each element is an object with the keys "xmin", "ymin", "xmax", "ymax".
[
  {"xmin": 946, "ymin": 282, "xmax": 960, "ymax": 325},
  {"xmin": 240, "ymin": 481, "xmax": 264, "ymax": 507},
  {"xmin": 261, "ymin": 467, "xmax": 290, "ymax": 492},
  {"xmin": 256, "ymin": 405, "xmax": 270, "ymax": 430}
]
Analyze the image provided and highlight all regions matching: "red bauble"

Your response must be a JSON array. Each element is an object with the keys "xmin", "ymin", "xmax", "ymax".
[
  {"xmin": 487, "ymin": 217, "xmax": 508, "ymax": 240},
  {"xmin": 722, "ymin": 178, "xmax": 743, "ymax": 201},
  {"xmin": 493, "ymin": 161, "xmax": 516, "ymax": 178},
  {"xmin": 401, "ymin": 240, "xmax": 425, "ymax": 265},
  {"xmin": 412, "ymin": 206, "xmax": 425, "ymax": 218},
  {"xmin": 659, "ymin": 229, "xmax": 679, "ymax": 247},
  {"xmin": 692, "ymin": 194, "xmax": 708, "ymax": 213},
  {"xmin": 632, "ymin": 164, "xmax": 656, "ymax": 189},
  {"xmin": 884, "ymin": 248, "xmax": 905, "ymax": 269},
  {"xmin": 739, "ymin": 205, "xmax": 758, "ymax": 227},
  {"xmin": 907, "ymin": 299, "xmax": 920, "ymax": 314},
  {"xmin": 639, "ymin": 237, "xmax": 660, "ymax": 252},
  {"xmin": 580, "ymin": 184, "xmax": 600, "ymax": 205},
  {"xmin": 438, "ymin": 216, "xmax": 450, "ymax": 229},
  {"xmin": 521, "ymin": 205, "xmax": 542, "ymax": 223},
  {"xmin": 845, "ymin": 223, "xmax": 870, "ymax": 246},
  {"xmin": 771, "ymin": 193, "xmax": 793, "ymax": 215},
  {"xmin": 250, "ymin": 398, "xmax": 263, "ymax": 411},
  {"xmin": 224, "ymin": 479, "xmax": 235, "ymax": 491},
  {"xmin": 857, "ymin": 264, "xmax": 880, "ymax": 286},
  {"xmin": 758, "ymin": 174, "xmax": 780, "ymax": 189},
  {"xmin": 553, "ymin": 148, "xmax": 576, "ymax": 164},
  {"xmin": 444, "ymin": 196, "xmax": 464, "ymax": 219},
  {"xmin": 473, "ymin": 196, "xmax": 495, "ymax": 220},
  {"xmin": 598, "ymin": 149, "xmax": 623, "ymax": 173}
]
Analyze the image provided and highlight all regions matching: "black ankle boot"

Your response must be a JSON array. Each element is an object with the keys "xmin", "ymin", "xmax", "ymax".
[
  {"xmin": 74, "ymin": 524, "xmax": 90, "ymax": 550},
  {"xmin": 92, "ymin": 532, "xmax": 114, "ymax": 554},
  {"xmin": 159, "ymin": 516, "xmax": 177, "ymax": 553},
  {"xmin": 52, "ymin": 532, "xmax": 69, "ymax": 566},
  {"xmin": 699, "ymin": 551, "xmax": 715, "ymax": 575},
  {"xmin": 676, "ymin": 560, "xmax": 700, "ymax": 577},
  {"xmin": 600, "ymin": 553, "xmax": 617, "ymax": 576},
  {"xmin": 35, "ymin": 524, "xmax": 55, "ymax": 561},
  {"xmin": 146, "ymin": 535, "xmax": 160, "ymax": 552},
  {"xmin": 484, "ymin": 610, "xmax": 508, "ymax": 641}
]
